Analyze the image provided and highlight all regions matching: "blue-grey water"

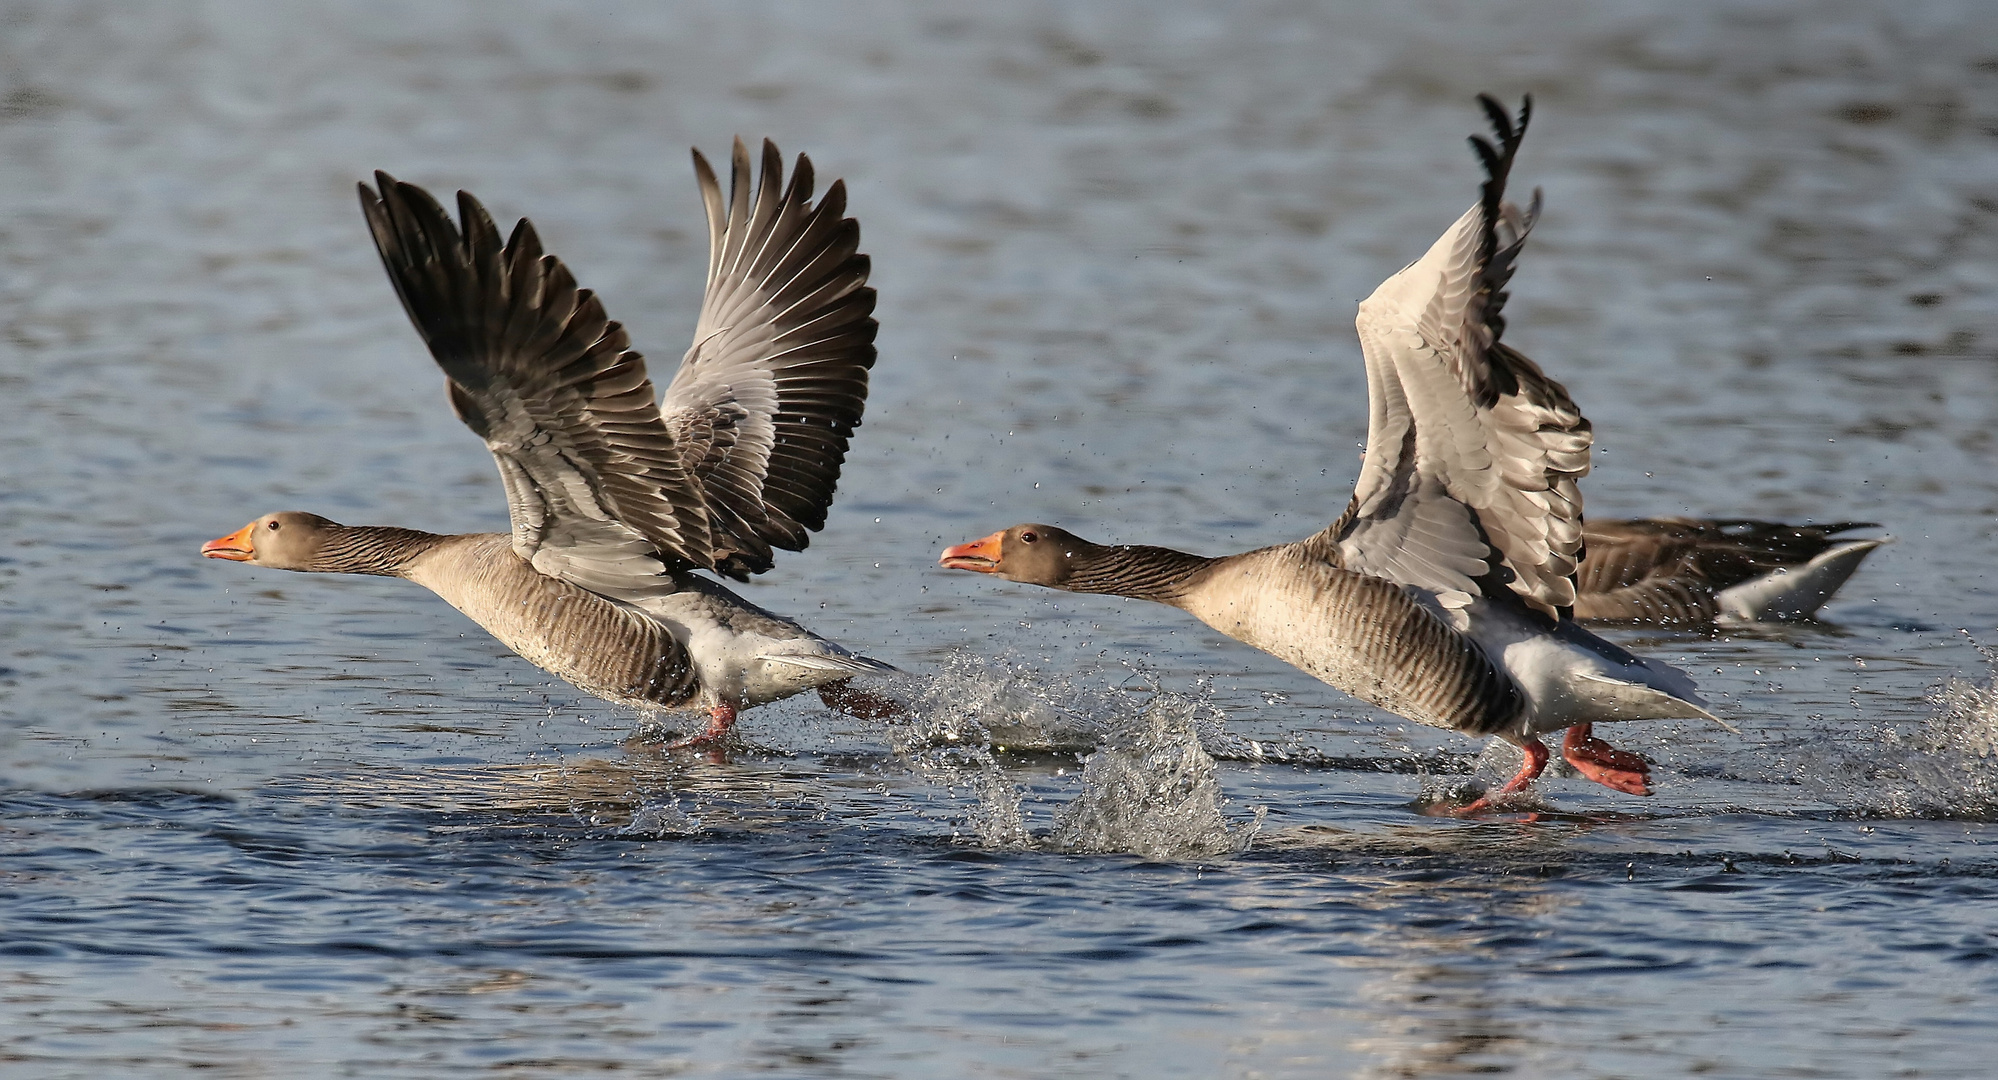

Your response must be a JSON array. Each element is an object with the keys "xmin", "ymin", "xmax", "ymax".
[{"xmin": 4, "ymin": 2, "xmax": 1998, "ymax": 1076}]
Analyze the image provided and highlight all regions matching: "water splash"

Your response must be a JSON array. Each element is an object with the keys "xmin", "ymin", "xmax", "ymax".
[
  {"xmin": 1411, "ymin": 741, "xmax": 1550, "ymax": 814},
  {"xmin": 896, "ymin": 651, "xmax": 1259, "ymax": 857},
  {"xmin": 620, "ymin": 797, "xmax": 703, "ymax": 837},
  {"xmin": 1050, "ymin": 693, "xmax": 1262, "ymax": 859},
  {"xmin": 1929, "ymin": 656, "xmax": 1998, "ymax": 763},
  {"xmin": 961, "ymin": 765, "xmax": 1033, "ymax": 849},
  {"xmin": 1803, "ymin": 645, "xmax": 1998, "ymax": 819},
  {"xmin": 892, "ymin": 649, "xmax": 1129, "ymax": 755}
]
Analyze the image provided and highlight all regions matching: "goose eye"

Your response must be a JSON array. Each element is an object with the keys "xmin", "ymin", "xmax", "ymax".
[
  {"xmin": 267, "ymin": 520, "xmax": 281, "ymax": 531},
  {"xmin": 1020, "ymin": 530, "xmax": 1038, "ymax": 543}
]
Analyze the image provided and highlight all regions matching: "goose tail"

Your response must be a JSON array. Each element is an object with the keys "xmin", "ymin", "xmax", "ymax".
[
  {"xmin": 1716, "ymin": 535, "xmax": 1892, "ymax": 622},
  {"xmin": 759, "ymin": 651, "xmax": 901, "ymax": 676}
]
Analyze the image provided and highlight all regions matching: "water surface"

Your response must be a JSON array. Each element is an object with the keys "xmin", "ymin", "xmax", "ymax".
[{"xmin": 3, "ymin": 2, "xmax": 1997, "ymax": 1076}]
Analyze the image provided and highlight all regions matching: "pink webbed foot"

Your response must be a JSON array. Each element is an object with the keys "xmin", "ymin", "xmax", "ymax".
[
  {"xmin": 1435, "ymin": 737, "xmax": 1551, "ymax": 817},
  {"xmin": 664, "ymin": 703, "xmax": 739, "ymax": 751},
  {"xmin": 1561, "ymin": 723, "xmax": 1652, "ymax": 796}
]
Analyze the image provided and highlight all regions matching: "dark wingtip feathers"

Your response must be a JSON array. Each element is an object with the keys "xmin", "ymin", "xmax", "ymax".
[
  {"xmin": 1468, "ymin": 93, "xmax": 1533, "ymax": 265},
  {"xmin": 760, "ymin": 138, "xmax": 782, "ymax": 187},
  {"xmin": 690, "ymin": 146, "xmax": 719, "ymax": 206},
  {"xmin": 820, "ymin": 176, "xmax": 849, "ymax": 221},
  {"xmin": 787, "ymin": 152, "xmax": 816, "ymax": 206},
  {"xmin": 362, "ymin": 169, "xmax": 398, "ymax": 208},
  {"xmin": 1456, "ymin": 94, "xmax": 1542, "ymax": 360}
]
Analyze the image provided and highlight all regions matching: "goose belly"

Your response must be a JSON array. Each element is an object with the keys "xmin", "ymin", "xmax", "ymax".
[
  {"xmin": 405, "ymin": 539, "xmax": 697, "ymax": 709},
  {"xmin": 1178, "ymin": 562, "xmax": 1522, "ymax": 736}
]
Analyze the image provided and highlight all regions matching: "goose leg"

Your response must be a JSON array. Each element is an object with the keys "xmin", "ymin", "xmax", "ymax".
[
  {"xmin": 818, "ymin": 679, "xmax": 902, "ymax": 720},
  {"xmin": 1560, "ymin": 723, "xmax": 1651, "ymax": 796},
  {"xmin": 1446, "ymin": 737, "xmax": 1551, "ymax": 816},
  {"xmin": 665, "ymin": 703, "xmax": 738, "ymax": 750}
]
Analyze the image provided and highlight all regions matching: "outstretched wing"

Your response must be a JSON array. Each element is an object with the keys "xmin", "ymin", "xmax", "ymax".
[
  {"xmin": 360, "ymin": 173, "xmax": 716, "ymax": 593},
  {"xmin": 660, "ymin": 138, "xmax": 878, "ymax": 580},
  {"xmin": 1315, "ymin": 95, "xmax": 1592, "ymax": 618}
]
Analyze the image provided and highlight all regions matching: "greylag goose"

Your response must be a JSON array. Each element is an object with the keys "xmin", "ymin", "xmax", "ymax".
[
  {"xmin": 203, "ymin": 139, "xmax": 895, "ymax": 746},
  {"xmin": 1576, "ymin": 517, "xmax": 1889, "ymax": 626},
  {"xmin": 941, "ymin": 96, "xmax": 1720, "ymax": 813}
]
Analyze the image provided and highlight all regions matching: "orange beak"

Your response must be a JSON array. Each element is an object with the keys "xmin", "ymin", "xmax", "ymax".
[
  {"xmin": 940, "ymin": 531, "xmax": 1004, "ymax": 573},
  {"xmin": 201, "ymin": 521, "xmax": 258, "ymax": 562}
]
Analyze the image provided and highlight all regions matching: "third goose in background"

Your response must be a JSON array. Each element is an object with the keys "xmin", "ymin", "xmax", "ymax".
[
  {"xmin": 1576, "ymin": 517, "xmax": 1890, "ymax": 626},
  {"xmin": 941, "ymin": 96, "xmax": 1721, "ymax": 813}
]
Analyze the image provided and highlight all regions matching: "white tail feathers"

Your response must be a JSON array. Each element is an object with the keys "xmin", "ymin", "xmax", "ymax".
[
  {"xmin": 1574, "ymin": 670, "xmax": 1733, "ymax": 731},
  {"xmin": 758, "ymin": 651, "xmax": 901, "ymax": 675},
  {"xmin": 1717, "ymin": 536, "xmax": 1893, "ymax": 623}
]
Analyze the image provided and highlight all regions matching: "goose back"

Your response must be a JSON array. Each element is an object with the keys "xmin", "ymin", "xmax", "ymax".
[{"xmin": 1574, "ymin": 517, "xmax": 1887, "ymax": 624}]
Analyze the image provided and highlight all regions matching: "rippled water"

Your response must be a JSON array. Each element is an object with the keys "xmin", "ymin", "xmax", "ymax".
[{"xmin": 4, "ymin": 1, "xmax": 1998, "ymax": 1076}]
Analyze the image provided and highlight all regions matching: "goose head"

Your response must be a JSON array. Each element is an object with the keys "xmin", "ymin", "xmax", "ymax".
[
  {"xmin": 939, "ymin": 524, "xmax": 1099, "ymax": 588},
  {"xmin": 201, "ymin": 512, "xmax": 344, "ymax": 571}
]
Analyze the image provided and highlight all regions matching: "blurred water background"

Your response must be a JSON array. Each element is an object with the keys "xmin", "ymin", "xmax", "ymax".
[{"xmin": 3, "ymin": 1, "xmax": 1998, "ymax": 1076}]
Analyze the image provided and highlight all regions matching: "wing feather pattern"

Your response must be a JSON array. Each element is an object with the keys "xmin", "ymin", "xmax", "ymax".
[
  {"xmin": 663, "ymin": 139, "xmax": 879, "ymax": 580},
  {"xmin": 1315, "ymin": 95, "xmax": 1593, "ymax": 617},
  {"xmin": 359, "ymin": 174, "xmax": 714, "ymax": 590}
]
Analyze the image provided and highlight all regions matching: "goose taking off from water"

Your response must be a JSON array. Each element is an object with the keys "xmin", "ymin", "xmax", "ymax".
[
  {"xmin": 204, "ymin": 140, "xmax": 896, "ymax": 746},
  {"xmin": 942, "ymin": 96, "xmax": 1721, "ymax": 813},
  {"xmin": 1576, "ymin": 517, "xmax": 1889, "ymax": 626}
]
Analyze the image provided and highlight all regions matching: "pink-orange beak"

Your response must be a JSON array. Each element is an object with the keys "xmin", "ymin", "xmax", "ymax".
[
  {"xmin": 201, "ymin": 521, "xmax": 258, "ymax": 562},
  {"xmin": 940, "ymin": 531, "xmax": 1004, "ymax": 573}
]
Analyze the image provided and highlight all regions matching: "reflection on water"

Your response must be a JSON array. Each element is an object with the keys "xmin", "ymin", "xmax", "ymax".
[
  {"xmin": 274, "ymin": 754, "xmax": 838, "ymax": 825},
  {"xmin": 1345, "ymin": 876, "xmax": 1553, "ymax": 1079},
  {"xmin": 274, "ymin": 672, "xmax": 1262, "ymax": 858}
]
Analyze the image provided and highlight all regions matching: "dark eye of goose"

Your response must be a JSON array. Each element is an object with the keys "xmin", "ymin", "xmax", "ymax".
[
  {"xmin": 267, "ymin": 520, "xmax": 281, "ymax": 531},
  {"xmin": 1020, "ymin": 530, "xmax": 1038, "ymax": 543}
]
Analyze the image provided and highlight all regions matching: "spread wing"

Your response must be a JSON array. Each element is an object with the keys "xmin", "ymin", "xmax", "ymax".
[
  {"xmin": 359, "ymin": 173, "xmax": 716, "ymax": 593},
  {"xmin": 1314, "ymin": 95, "xmax": 1592, "ymax": 618},
  {"xmin": 661, "ymin": 139, "xmax": 878, "ymax": 580}
]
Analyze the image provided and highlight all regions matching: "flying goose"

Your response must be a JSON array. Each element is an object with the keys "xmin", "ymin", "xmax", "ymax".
[
  {"xmin": 1576, "ymin": 517, "xmax": 1889, "ymax": 626},
  {"xmin": 941, "ymin": 96, "xmax": 1720, "ymax": 813},
  {"xmin": 203, "ymin": 140, "xmax": 896, "ymax": 746}
]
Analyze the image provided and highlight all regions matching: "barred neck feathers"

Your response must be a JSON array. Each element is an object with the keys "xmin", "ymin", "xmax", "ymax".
[
  {"xmin": 309, "ymin": 524, "xmax": 447, "ymax": 577},
  {"xmin": 939, "ymin": 523, "xmax": 1216, "ymax": 606},
  {"xmin": 1058, "ymin": 544, "xmax": 1217, "ymax": 605}
]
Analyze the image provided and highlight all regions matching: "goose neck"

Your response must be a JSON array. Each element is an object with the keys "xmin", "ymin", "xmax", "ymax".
[
  {"xmin": 1062, "ymin": 544, "xmax": 1215, "ymax": 605},
  {"xmin": 311, "ymin": 525, "xmax": 448, "ymax": 577}
]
